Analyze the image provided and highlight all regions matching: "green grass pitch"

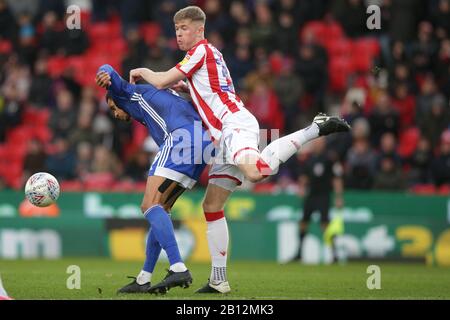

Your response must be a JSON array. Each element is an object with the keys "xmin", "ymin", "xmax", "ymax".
[{"xmin": 1, "ymin": 258, "xmax": 450, "ymax": 300}]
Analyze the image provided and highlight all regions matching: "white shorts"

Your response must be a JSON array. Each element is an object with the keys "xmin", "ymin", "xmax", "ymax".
[{"xmin": 209, "ymin": 109, "xmax": 260, "ymax": 191}]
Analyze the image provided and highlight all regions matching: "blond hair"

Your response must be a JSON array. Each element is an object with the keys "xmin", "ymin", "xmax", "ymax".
[{"xmin": 173, "ymin": 6, "xmax": 206, "ymax": 24}]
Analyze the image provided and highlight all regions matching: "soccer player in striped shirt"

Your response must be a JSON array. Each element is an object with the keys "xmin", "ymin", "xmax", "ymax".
[{"xmin": 129, "ymin": 6, "xmax": 350, "ymax": 293}]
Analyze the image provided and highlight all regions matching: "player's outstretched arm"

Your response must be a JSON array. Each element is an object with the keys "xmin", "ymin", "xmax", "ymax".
[
  {"xmin": 96, "ymin": 64, "xmax": 135, "ymax": 97},
  {"xmin": 129, "ymin": 67, "xmax": 185, "ymax": 90}
]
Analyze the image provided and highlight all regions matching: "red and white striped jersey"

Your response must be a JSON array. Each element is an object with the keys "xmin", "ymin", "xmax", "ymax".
[{"xmin": 176, "ymin": 39, "xmax": 245, "ymax": 141}]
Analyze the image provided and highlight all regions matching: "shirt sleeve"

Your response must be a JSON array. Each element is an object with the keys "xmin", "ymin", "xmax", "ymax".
[
  {"xmin": 175, "ymin": 45, "xmax": 206, "ymax": 78},
  {"xmin": 98, "ymin": 64, "xmax": 135, "ymax": 99}
]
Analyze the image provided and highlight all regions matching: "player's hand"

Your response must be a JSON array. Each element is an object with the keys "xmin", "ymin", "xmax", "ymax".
[
  {"xmin": 95, "ymin": 71, "xmax": 111, "ymax": 88},
  {"xmin": 171, "ymin": 80, "xmax": 189, "ymax": 93},
  {"xmin": 129, "ymin": 68, "xmax": 146, "ymax": 84}
]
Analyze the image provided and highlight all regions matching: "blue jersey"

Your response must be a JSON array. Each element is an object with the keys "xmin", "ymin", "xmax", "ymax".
[{"xmin": 98, "ymin": 64, "xmax": 201, "ymax": 146}]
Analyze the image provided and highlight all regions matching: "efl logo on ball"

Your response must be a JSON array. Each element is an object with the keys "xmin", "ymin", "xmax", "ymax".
[{"xmin": 25, "ymin": 172, "xmax": 60, "ymax": 207}]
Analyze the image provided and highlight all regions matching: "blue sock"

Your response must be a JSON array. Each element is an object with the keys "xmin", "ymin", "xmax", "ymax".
[
  {"xmin": 144, "ymin": 205, "xmax": 182, "ymax": 266},
  {"xmin": 142, "ymin": 228, "xmax": 162, "ymax": 273}
]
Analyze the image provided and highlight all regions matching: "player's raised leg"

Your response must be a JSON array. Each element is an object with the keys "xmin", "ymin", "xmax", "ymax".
[
  {"xmin": 196, "ymin": 183, "xmax": 232, "ymax": 294},
  {"xmin": 239, "ymin": 113, "xmax": 351, "ymax": 181}
]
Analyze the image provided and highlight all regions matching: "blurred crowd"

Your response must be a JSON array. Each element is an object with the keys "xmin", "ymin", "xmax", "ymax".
[{"xmin": 0, "ymin": 0, "xmax": 449, "ymax": 193}]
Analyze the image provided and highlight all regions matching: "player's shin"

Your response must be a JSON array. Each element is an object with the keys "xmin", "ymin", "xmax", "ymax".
[
  {"xmin": 144, "ymin": 205, "xmax": 187, "ymax": 272},
  {"xmin": 205, "ymin": 211, "xmax": 229, "ymax": 284},
  {"xmin": 138, "ymin": 228, "xmax": 162, "ymax": 284},
  {"xmin": 260, "ymin": 123, "xmax": 320, "ymax": 174}
]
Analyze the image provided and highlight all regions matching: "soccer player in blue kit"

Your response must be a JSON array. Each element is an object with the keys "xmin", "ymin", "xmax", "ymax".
[{"xmin": 96, "ymin": 64, "xmax": 213, "ymax": 294}]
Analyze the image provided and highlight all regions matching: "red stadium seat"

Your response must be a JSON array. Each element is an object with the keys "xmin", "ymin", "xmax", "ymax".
[
  {"xmin": 351, "ymin": 38, "xmax": 380, "ymax": 72},
  {"xmin": 397, "ymin": 127, "xmax": 420, "ymax": 158},
  {"xmin": 325, "ymin": 38, "xmax": 353, "ymax": 58},
  {"xmin": 324, "ymin": 22, "xmax": 344, "ymax": 42},
  {"xmin": 300, "ymin": 21, "xmax": 327, "ymax": 44},
  {"xmin": 84, "ymin": 172, "xmax": 115, "ymax": 191},
  {"xmin": 329, "ymin": 57, "xmax": 353, "ymax": 92},
  {"xmin": 353, "ymin": 38, "xmax": 380, "ymax": 58},
  {"xmin": 112, "ymin": 180, "xmax": 138, "ymax": 192},
  {"xmin": 33, "ymin": 126, "xmax": 52, "ymax": 143},
  {"xmin": 438, "ymin": 184, "xmax": 450, "ymax": 195},
  {"xmin": 253, "ymin": 182, "xmax": 277, "ymax": 193},
  {"xmin": 409, "ymin": 184, "xmax": 436, "ymax": 195},
  {"xmin": 47, "ymin": 56, "xmax": 68, "ymax": 77},
  {"xmin": 6, "ymin": 126, "xmax": 33, "ymax": 145},
  {"xmin": 60, "ymin": 180, "xmax": 84, "ymax": 192},
  {"xmin": 140, "ymin": 22, "xmax": 162, "ymax": 47},
  {"xmin": 352, "ymin": 52, "xmax": 372, "ymax": 72},
  {"xmin": 0, "ymin": 39, "xmax": 12, "ymax": 54},
  {"xmin": 2, "ymin": 163, "xmax": 23, "ymax": 189},
  {"xmin": 88, "ymin": 23, "xmax": 113, "ymax": 41},
  {"xmin": 22, "ymin": 108, "xmax": 50, "ymax": 126}
]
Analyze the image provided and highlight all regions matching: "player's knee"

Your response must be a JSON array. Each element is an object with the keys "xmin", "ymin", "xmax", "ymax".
[
  {"xmin": 202, "ymin": 202, "xmax": 216, "ymax": 213},
  {"xmin": 245, "ymin": 171, "xmax": 263, "ymax": 183},
  {"xmin": 141, "ymin": 201, "xmax": 161, "ymax": 214}
]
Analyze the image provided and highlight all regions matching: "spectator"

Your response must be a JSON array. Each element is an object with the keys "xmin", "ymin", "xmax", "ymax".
[
  {"xmin": 16, "ymin": 11, "xmax": 36, "ymax": 67},
  {"xmin": 59, "ymin": 12, "xmax": 89, "ymax": 56},
  {"xmin": 246, "ymin": 79, "xmax": 284, "ymax": 132},
  {"xmin": 22, "ymin": 138, "xmax": 46, "ymax": 183},
  {"xmin": 409, "ymin": 136, "xmax": 433, "ymax": 185},
  {"xmin": 28, "ymin": 57, "xmax": 53, "ymax": 108},
  {"xmin": 345, "ymin": 118, "xmax": 377, "ymax": 189},
  {"xmin": 376, "ymin": 132, "xmax": 402, "ymax": 168},
  {"xmin": 250, "ymin": 2, "xmax": 276, "ymax": 53},
  {"xmin": 39, "ymin": 11, "xmax": 63, "ymax": 55},
  {"xmin": 410, "ymin": 21, "xmax": 438, "ymax": 76},
  {"xmin": 69, "ymin": 107, "xmax": 99, "ymax": 147},
  {"xmin": 388, "ymin": 0, "xmax": 424, "ymax": 43},
  {"xmin": 124, "ymin": 148, "xmax": 151, "ymax": 182},
  {"xmin": 143, "ymin": 38, "xmax": 175, "ymax": 73},
  {"xmin": 391, "ymin": 82, "xmax": 416, "ymax": 130},
  {"xmin": 296, "ymin": 43, "xmax": 328, "ymax": 113},
  {"xmin": 369, "ymin": 91, "xmax": 400, "ymax": 147},
  {"xmin": 373, "ymin": 155, "xmax": 406, "ymax": 190},
  {"xmin": 431, "ymin": 130, "xmax": 450, "ymax": 186},
  {"xmin": 416, "ymin": 75, "xmax": 440, "ymax": 122},
  {"xmin": 121, "ymin": 27, "xmax": 148, "ymax": 78},
  {"xmin": 45, "ymin": 137, "xmax": 76, "ymax": 181},
  {"xmin": 334, "ymin": 0, "xmax": 367, "ymax": 38},
  {"xmin": 275, "ymin": 11, "xmax": 298, "ymax": 56},
  {"xmin": 273, "ymin": 57, "xmax": 303, "ymax": 132},
  {"xmin": 431, "ymin": 0, "xmax": 450, "ymax": 40},
  {"xmin": 49, "ymin": 89, "xmax": 77, "ymax": 139},
  {"xmin": 75, "ymin": 141, "xmax": 93, "ymax": 180},
  {"xmin": 419, "ymin": 94, "xmax": 450, "ymax": 149},
  {"xmin": 91, "ymin": 144, "xmax": 122, "ymax": 178},
  {"xmin": 203, "ymin": 0, "xmax": 229, "ymax": 38},
  {"xmin": 0, "ymin": 0, "xmax": 18, "ymax": 41}
]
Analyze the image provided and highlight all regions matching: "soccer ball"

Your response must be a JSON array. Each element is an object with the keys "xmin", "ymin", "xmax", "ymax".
[{"xmin": 24, "ymin": 172, "xmax": 60, "ymax": 207}]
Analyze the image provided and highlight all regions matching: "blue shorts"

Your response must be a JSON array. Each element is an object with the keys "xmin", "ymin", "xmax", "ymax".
[{"xmin": 148, "ymin": 123, "xmax": 214, "ymax": 189}]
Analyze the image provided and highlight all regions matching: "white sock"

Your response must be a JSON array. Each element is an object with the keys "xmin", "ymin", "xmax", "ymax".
[
  {"xmin": 169, "ymin": 262, "xmax": 187, "ymax": 273},
  {"xmin": 136, "ymin": 270, "xmax": 152, "ymax": 285},
  {"xmin": 260, "ymin": 123, "xmax": 319, "ymax": 174},
  {"xmin": 207, "ymin": 217, "xmax": 229, "ymax": 283},
  {"xmin": 0, "ymin": 276, "xmax": 8, "ymax": 296}
]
